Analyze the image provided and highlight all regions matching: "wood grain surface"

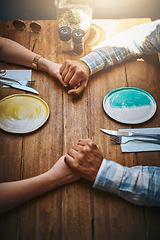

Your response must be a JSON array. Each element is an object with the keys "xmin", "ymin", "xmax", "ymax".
[{"xmin": 0, "ymin": 19, "xmax": 160, "ymax": 240}]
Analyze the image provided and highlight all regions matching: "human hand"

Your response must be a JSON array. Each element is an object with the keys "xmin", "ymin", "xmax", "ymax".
[
  {"xmin": 48, "ymin": 155, "xmax": 79, "ymax": 189},
  {"xmin": 64, "ymin": 139, "xmax": 103, "ymax": 182},
  {"xmin": 38, "ymin": 58, "xmax": 67, "ymax": 87},
  {"xmin": 46, "ymin": 61, "xmax": 68, "ymax": 87},
  {"xmin": 60, "ymin": 60, "xmax": 90, "ymax": 95}
]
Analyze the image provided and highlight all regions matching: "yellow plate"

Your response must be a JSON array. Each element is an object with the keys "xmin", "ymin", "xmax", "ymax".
[{"xmin": 0, "ymin": 94, "xmax": 49, "ymax": 133}]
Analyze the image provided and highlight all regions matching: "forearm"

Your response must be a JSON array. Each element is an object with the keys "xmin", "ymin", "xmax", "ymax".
[
  {"xmin": 0, "ymin": 37, "xmax": 64, "ymax": 84},
  {"xmin": 0, "ymin": 37, "xmax": 36, "ymax": 68},
  {"xmin": 81, "ymin": 20, "xmax": 160, "ymax": 75},
  {"xmin": 0, "ymin": 157, "xmax": 78, "ymax": 213},
  {"xmin": 0, "ymin": 172, "xmax": 53, "ymax": 213},
  {"xmin": 93, "ymin": 159, "xmax": 160, "ymax": 206}
]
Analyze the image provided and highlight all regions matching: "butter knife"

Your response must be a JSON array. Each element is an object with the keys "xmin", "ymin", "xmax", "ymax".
[
  {"xmin": 1, "ymin": 81, "xmax": 39, "ymax": 95},
  {"xmin": 0, "ymin": 76, "xmax": 25, "ymax": 84},
  {"xmin": 100, "ymin": 129, "xmax": 160, "ymax": 140}
]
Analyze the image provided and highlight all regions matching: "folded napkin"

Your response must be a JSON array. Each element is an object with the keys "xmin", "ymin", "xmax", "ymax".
[
  {"xmin": 2, "ymin": 69, "xmax": 32, "ymax": 87},
  {"xmin": 119, "ymin": 127, "xmax": 160, "ymax": 152}
]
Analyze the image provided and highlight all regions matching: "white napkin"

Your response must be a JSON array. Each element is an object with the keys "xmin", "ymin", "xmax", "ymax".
[
  {"xmin": 119, "ymin": 128, "xmax": 160, "ymax": 152},
  {"xmin": 2, "ymin": 69, "xmax": 32, "ymax": 87}
]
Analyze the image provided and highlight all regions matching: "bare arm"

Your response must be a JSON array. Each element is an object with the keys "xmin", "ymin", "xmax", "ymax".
[
  {"xmin": 0, "ymin": 37, "xmax": 65, "ymax": 85},
  {"xmin": 0, "ymin": 156, "xmax": 79, "ymax": 213},
  {"xmin": 0, "ymin": 37, "xmax": 36, "ymax": 67}
]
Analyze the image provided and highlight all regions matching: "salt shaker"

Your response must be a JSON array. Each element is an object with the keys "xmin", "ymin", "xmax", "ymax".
[
  {"xmin": 58, "ymin": 26, "xmax": 72, "ymax": 52},
  {"xmin": 72, "ymin": 29, "xmax": 85, "ymax": 55}
]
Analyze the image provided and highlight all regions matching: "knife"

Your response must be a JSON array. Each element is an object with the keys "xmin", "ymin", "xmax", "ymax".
[
  {"xmin": 0, "ymin": 76, "xmax": 23, "ymax": 83},
  {"xmin": 100, "ymin": 129, "xmax": 160, "ymax": 140},
  {"xmin": 1, "ymin": 81, "xmax": 39, "ymax": 95}
]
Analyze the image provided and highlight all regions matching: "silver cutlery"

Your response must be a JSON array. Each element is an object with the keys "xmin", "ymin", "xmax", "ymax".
[
  {"xmin": 110, "ymin": 135, "xmax": 160, "ymax": 145},
  {"xmin": 0, "ymin": 76, "xmax": 36, "ymax": 87},
  {"xmin": 100, "ymin": 129, "xmax": 160, "ymax": 140},
  {"xmin": 0, "ymin": 81, "xmax": 39, "ymax": 94}
]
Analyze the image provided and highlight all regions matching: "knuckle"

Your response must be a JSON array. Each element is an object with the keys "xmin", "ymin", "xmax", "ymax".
[
  {"xmin": 83, "ymin": 82, "xmax": 87, "ymax": 88},
  {"xmin": 81, "ymin": 146, "xmax": 88, "ymax": 154},
  {"xmin": 65, "ymin": 59, "xmax": 70, "ymax": 64},
  {"xmin": 67, "ymin": 148, "xmax": 72, "ymax": 155},
  {"xmin": 76, "ymin": 70, "xmax": 81, "ymax": 76},
  {"xmin": 88, "ymin": 140, "xmax": 97, "ymax": 149},
  {"xmin": 70, "ymin": 64, "xmax": 76, "ymax": 72},
  {"xmin": 77, "ymin": 70, "xmax": 85, "ymax": 78},
  {"xmin": 66, "ymin": 61, "xmax": 72, "ymax": 68},
  {"xmin": 78, "ymin": 154, "xmax": 85, "ymax": 162}
]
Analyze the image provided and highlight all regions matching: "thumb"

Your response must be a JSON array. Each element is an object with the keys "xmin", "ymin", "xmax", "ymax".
[
  {"xmin": 54, "ymin": 72, "xmax": 68, "ymax": 87},
  {"xmin": 68, "ymin": 82, "xmax": 86, "ymax": 95},
  {"xmin": 64, "ymin": 154, "xmax": 76, "ymax": 170}
]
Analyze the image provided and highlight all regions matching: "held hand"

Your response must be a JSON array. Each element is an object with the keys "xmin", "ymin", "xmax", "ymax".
[
  {"xmin": 48, "ymin": 156, "xmax": 80, "ymax": 188},
  {"xmin": 46, "ymin": 61, "xmax": 68, "ymax": 87},
  {"xmin": 60, "ymin": 60, "xmax": 90, "ymax": 95},
  {"xmin": 64, "ymin": 139, "xmax": 103, "ymax": 182},
  {"xmin": 39, "ymin": 58, "xmax": 67, "ymax": 87}
]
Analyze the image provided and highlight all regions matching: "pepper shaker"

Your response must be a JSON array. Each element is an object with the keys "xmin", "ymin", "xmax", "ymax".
[
  {"xmin": 58, "ymin": 26, "xmax": 72, "ymax": 52},
  {"xmin": 72, "ymin": 29, "xmax": 85, "ymax": 55}
]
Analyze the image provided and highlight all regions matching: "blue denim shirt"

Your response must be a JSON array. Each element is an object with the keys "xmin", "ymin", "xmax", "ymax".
[
  {"xmin": 93, "ymin": 159, "xmax": 160, "ymax": 206},
  {"xmin": 81, "ymin": 20, "xmax": 160, "ymax": 206},
  {"xmin": 81, "ymin": 20, "xmax": 160, "ymax": 75}
]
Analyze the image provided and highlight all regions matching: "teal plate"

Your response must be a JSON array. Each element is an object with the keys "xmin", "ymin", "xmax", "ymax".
[{"xmin": 103, "ymin": 87, "xmax": 157, "ymax": 124}]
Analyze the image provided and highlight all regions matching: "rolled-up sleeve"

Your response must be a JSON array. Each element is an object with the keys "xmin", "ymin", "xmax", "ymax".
[
  {"xmin": 81, "ymin": 20, "xmax": 160, "ymax": 75},
  {"xmin": 93, "ymin": 159, "xmax": 160, "ymax": 206}
]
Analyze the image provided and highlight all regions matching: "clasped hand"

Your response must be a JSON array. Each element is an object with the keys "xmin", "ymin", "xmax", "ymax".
[
  {"xmin": 59, "ymin": 60, "xmax": 90, "ymax": 95},
  {"xmin": 64, "ymin": 139, "xmax": 103, "ymax": 182}
]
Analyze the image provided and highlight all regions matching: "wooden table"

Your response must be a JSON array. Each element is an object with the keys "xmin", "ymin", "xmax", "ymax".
[{"xmin": 0, "ymin": 19, "xmax": 160, "ymax": 240}]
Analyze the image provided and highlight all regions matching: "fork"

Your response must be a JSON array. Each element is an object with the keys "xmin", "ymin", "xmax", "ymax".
[
  {"xmin": 26, "ymin": 81, "xmax": 36, "ymax": 87},
  {"xmin": 110, "ymin": 135, "xmax": 160, "ymax": 145},
  {"xmin": 0, "ymin": 77, "xmax": 35, "ymax": 86}
]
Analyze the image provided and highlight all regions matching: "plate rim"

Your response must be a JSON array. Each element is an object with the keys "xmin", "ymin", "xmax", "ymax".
[
  {"xmin": 0, "ymin": 94, "xmax": 50, "ymax": 134},
  {"xmin": 103, "ymin": 87, "xmax": 157, "ymax": 124}
]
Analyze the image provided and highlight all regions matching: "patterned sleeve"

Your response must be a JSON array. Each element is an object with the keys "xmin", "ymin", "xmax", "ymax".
[
  {"xmin": 81, "ymin": 20, "xmax": 160, "ymax": 75},
  {"xmin": 93, "ymin": 158, "xmax": 160, "ymax": 206}
]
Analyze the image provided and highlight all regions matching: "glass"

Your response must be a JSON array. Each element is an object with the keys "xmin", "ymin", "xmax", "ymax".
[
  {"xmin": 55, "ymin": 0, "xmax": 93, "ymax": 40},
  {"xmin": 72, "ymin": 29, "xmax": 85, "ymax": 55},
  {"xmin": 58, "ymin": 26, "xmax": 72, "ymax": 52},
  {"xmin": 13, "ymin": 19, "xmax": 41, "ymax": 33}
]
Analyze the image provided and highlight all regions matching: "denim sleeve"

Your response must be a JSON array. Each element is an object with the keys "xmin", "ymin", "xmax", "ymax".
[
  {"xmin": 81, "ymin": 20, "xmax": 160, "ymax": 75},
  {"xmin": 93, "ymin": 158, "xmax": 160, "ymax": 206}
]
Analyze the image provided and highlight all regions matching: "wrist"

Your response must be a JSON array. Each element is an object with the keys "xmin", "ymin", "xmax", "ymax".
[
  {"xmin": 38, "ymin": 57, "xmax": 50, "ymax": 72},
  {"xmin": 79, "ymin": 60, "xmax": 90, "ymax": 76},
  {"xmin": 46, "ymin": 165, "xmax": 79, "ymax": 190},
  {"xmin": 31, "ymin": 55, "xmax": 42, "ymax": 70}
]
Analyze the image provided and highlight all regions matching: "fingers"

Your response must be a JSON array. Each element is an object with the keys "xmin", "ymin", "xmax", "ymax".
[
  {"xmin": 59, "ymin": 61, "xmax": 66, "ymax": 75},
  {"xmin": 65, "ymin": 138, "xmax": 103, "ymax": 182},
  {"xmin": 59, "ymin": 60, "xmax": 89, "ymax": 94},
  {"xmin": 68, "ymin": 69, "xmax": 86, "ymax": 87},
  {"xmin": 78, "ymin": 139, "xmax": 91, "ymax": 145},
  {"xmin": 55, "ymin": 71, "xmax": 68, "ymax": 87},
  {"xmin": 78, "ymin": 139, "xmax": 100, "ymax": 151},
  {"xmin": 64, "ymin": 154, "xmax": 74, "ymax": 166},
  {"xmin": 65, "ymin": 72, "xmax": 81, "ymax": 88},
  {"xmin": 68, "ymin": 81, "xmax": 87, "ymax": 95},
  {"xmin": 60, "ymin": 60, "xmax": 76, "ymax": 86},
  {"xmin": 64, "ymin": 153, "xmax": 78, "ymax": 171}
]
